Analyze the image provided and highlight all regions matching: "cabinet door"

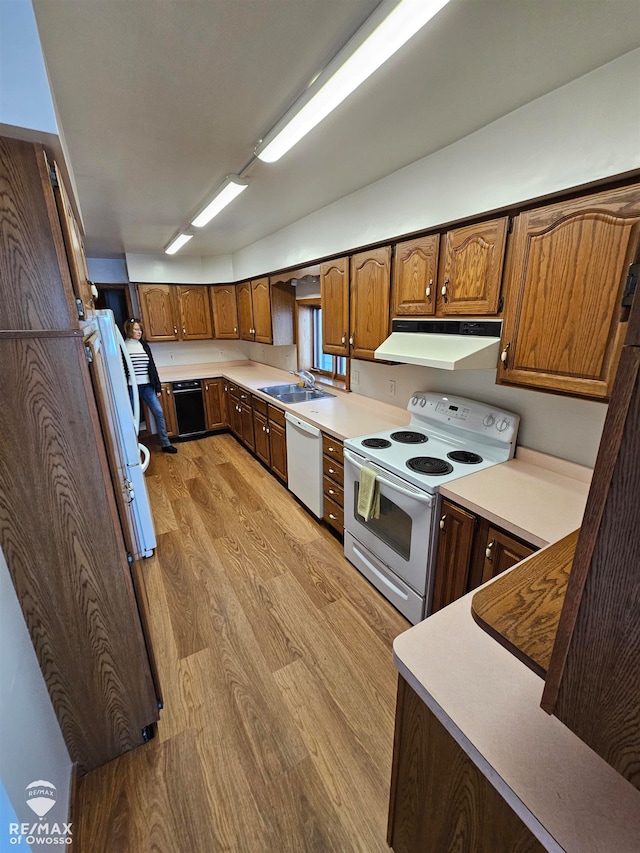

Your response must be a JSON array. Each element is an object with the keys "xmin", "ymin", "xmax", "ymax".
[
  {"xmin": 392, "ymin": 236, "xmax": 439, "ymax": 317},
  {"xmin": 253, "ymin": 410, "xmax": 271, "ymax": 466},
  {"xmin": 439, "ymin": 217, "xmax": 508, "ymax": 315},
  {"xmin": 251, "ymin": 277, "xmax": 272, "ymax": 343},
  {"xmin": 269, "ymin": 420, "xmax": 287, "ymax": 483},
  {"xmin": 350, "ymin": 246, "xmax": 392, "ymax": 360},
  {"xmin": 481, "ymin": 528, "xmax": 535, "ymax": 585},
  {"xmin": 178, "ymin": 285, "xmax": 213, "ymax": 340},
  {"xmin": 499, "ymin": 185, "xmax": 640, "ymax": 399},
  {"xmin": 236, "ymin": 281, "xmax": 254, "ymax": 341},
  {"xmin": 203, "ymin": 378, "xmax": 224, "ymax": 430},
  {"xmin": 321, "ymin": 258, "xmax": 350, "ymax": 356},
  {"xmin": 431, "ymin": 500, "xmax": 476, "ymax": 613},
  {"xmin": 239, "ymin": 401, "xmax": 255, "ymax": 451},
  {"xmin": 229, "ymin": 391, "xmax": 242, "ymax": 439},
  {"xmin": 138, "ymin": 285, "xmax": 179, "ymax": 341},
  {"xmin": 159, "ymin": 383, "xmax": 178, "ymax": 437},
  {"xmin": 51, "ymin": 160, "xmax": 95, "ymax": 318},
  {"xmin": 210, "ymin": 285, "xmax": 239, "ymax": 339}
]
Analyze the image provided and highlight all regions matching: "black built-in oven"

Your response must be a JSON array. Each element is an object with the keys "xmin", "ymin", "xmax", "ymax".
[{"xmin": 172, "ymin": 380, "xmax": 207, "ymax": 438}]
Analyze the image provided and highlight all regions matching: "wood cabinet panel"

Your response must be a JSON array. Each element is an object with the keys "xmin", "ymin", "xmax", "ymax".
[
  {"xmin": 253, "ymin": 409, "xmax": 271, "ymax": 466},
  {"xmin": 159, "ymin": 383, "xmax": 178, "ymax": 437},
  {"xmin": 499, "ymin": 185, "xmax": 640, "ymax": 399},
  {"xmin": 321, "ymin": 257, "xmax": 350, "ymax": 356},
  {"xmin": 0, "ymin": 336, "xmax": 159, "ymax": 773},
  {"xmin": 236, "ymin": 281, "xmax": 254, "ymax": 341},
  {"xmin": 543, "ymin": 345, "xmax": 640, "ymax": 789},
  {"xmin": 269, "ymin": 420, "xmax": 287, "ymax": 483},
  {"xmin": 350, "ymin": 246, "xmax": 392, "ymax": 360},
  {"xmin": 323, "ymin": 476, "xmax": 343, "ymax": 508},
  {"xmin": 203, "ymin": 378, "xmax": 224, "ymax": 430},
  {"xmin": 431, "ymin": 500, "xmax": 476, "ymax": 613},
  {"xmin": 323, "ymin": 496, "xmax": 344, "ymax": 533},
  {"xmin": 178, "ymin": 285, "xmax": 212, "ymax": 340},
  {"xmin": 481, "ymin": 527, "xmax": 535, "ymax": 585},
  {"xmin": 138, "ymin": 285, "xmax": 179, "ymax": 341},
  {"xmin": 392, "ymin": 235, "xmax": 439, "ymax": 316},
  {"xmin": 251, "ymin": 277, "xmax": 272, "ymax": 343},
  {"xmin": 322, "ymin": 434, "xmax": 343, "ymax": 463},
  {"xmin": 322, "ymin": 455, "xmax": 344, "ymax": 487},
  {"xmin": 388, "ymin": 677, "xmax": 545, "ymax": 853},
  {"xmin": 210, "ymin": 285, "xmax": 239, "ymax": 339},
  {"xmin": 439, "ymin": 217, "xmax": 508, "ymax": 315},
  {"xmin": 0, "ymin": 138, "xmax": 78, "ymax": 331}
]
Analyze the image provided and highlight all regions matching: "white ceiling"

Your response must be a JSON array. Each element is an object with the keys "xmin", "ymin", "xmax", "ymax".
[{"xmin": 33, "ymin": 0, "xmax": 640, "ymax": 260}]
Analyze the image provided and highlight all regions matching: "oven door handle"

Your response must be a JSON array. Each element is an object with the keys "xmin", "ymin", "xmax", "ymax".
[{"xmin": 343, "ymin": 449, "xmax": 434, "ymax": 505}]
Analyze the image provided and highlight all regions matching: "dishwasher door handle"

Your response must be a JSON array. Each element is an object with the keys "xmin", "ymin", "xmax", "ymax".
[{"xmin": 285, "ymin": 412, "xmax": 321, "ymax": 437}]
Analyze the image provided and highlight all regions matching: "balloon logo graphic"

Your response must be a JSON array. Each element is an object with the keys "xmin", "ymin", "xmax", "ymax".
[{"xmin": 25, "ymin": 780, "xmax": 57, "ymax": 818}]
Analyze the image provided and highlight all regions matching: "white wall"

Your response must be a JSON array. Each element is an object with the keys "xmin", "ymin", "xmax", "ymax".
[
  {"xmin": 125, "ymin": 252, "xmax": 233, "ymax": 284},
  {"xmin": 0, "ymin": 547, "xmax": 72, "ymax": 835},
  {"xmin": 86, "ymin": 256, "xmax": 129, "ymax": 283}
]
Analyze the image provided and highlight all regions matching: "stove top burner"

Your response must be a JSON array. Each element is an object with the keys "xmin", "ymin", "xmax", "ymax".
[
  {"xmin": 447, "ymin": 450, "xmax": 483, "ymax": 465},
  {"xmin": 361, "ymin": 438, "xmax": 393, "ymax": 449},
  {"xmin": 391, "ymin": 430, "xmax": 428, "ymax": 444},
  {"xmin": 406, "ymin": 457, "xmax": 454, "ymax": 476}
]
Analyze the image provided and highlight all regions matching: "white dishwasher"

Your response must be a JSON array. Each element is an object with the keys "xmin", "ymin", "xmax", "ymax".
[{"xmin": 285, "ymin": 412, "xmax": 323, "ymax": 518}]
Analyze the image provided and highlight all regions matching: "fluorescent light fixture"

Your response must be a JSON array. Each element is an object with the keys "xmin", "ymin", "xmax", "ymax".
[
  {"xmin": 256, "ymin": 0, "xmax": 451, "ymax": 163},
  {"xmin": 191, "ymin": 175, "xmax": 249, "ymax": 228},
  {"xmin": 165, "ymin": 232, "xmax": 193, "ymax": 255}
]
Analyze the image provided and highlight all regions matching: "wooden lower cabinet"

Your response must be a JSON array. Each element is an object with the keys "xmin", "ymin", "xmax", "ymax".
[
  {"xmin": 159, "ymin": 383, "xmax": 178, "ymax": 437},
  {"xmin": 268, "ymin": 405, "xmax": 287, "ymax": 483},
  {"xmin": 388, "ymin": 676, "xmax": 545, "ymax": 853},
  {"xmin": 322, "ymin": 434, "xmax": 344, "ymax": 534},
  {"xmin": 203, "ymin": 378, "xmax": 225, "ymax": 430},
  {"xmin": 431, "ymin": 499, "xmax": 535, "ymax": 613},
  {"xmin": 252, "ymin": 397, "xmax": 271, "ymax": 467}
]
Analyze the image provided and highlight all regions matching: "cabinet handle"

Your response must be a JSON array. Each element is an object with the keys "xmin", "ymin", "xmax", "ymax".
[
  {"xmin": 329, "ymin": 513, "xmax": 337, "ymax": 520},
  {"xmin": 349, "ymin": 334, "xmax": 354, "ymax": 346},
  {"xmin": 328, "ymin": 446, "xmax": 335, "ymax": 452},
  {"xmin": 266, "ymin": 427, "xmax": 270, "ymax": 434},
  {"xmin": 439, "ymin": 514, "xmax": 446, "ymax": 530},
  {"xmin": 173, "ymin": 326, "xmax": 178, "ymax": 334},
  {"xmin": 182, "ymin": 327, "xmax": 186, "ymax": 335},
  {"xmin": 426, "ymin": 279, "xmax": 432, "ymax": 300},
  {"xmin": 240, "ymin": 394, "xmax": 247, "ymax": 400},
  {"xmin": 329, "ymin": 467, "xmax": 335, "ymax": 474},
  {"xmin": 441, "ymin": 279, "xmax": 449, "ymax": 303},
  {"xmin": 205, "ymin": 385, "xmax": 209, "ymax": 391},
  {"xmin": 234, "ymin": 326, "xmax": 237, "ymax": 332},
  {"xmin": 500, "ymin": 342, "xmax": 511, "ymax": 366},
  {"xmin": 166, "ymin": 389, "xmax": 171, "ymax": 395},
  {"xmin": 485, "ymin": 540, "xmax": 495, "ymax": 561},
  {"xmin": 341, "ymin": 334, "xmax": 346, "ymax": 344},
  {"xmin": 328, "ymin": 488, "xmax": 335, "ymax": 495}
]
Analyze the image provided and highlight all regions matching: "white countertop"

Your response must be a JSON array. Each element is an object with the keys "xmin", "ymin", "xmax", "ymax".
[
  {"xmin": 157, "ymin": 360, "xmax": 410, "ymax": 439},
  {"xmin": 394, "ymin": 585, "xmax": 640, "ymax": 852}
]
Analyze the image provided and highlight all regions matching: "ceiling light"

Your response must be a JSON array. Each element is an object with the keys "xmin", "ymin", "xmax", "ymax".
[
  {"xmin": 165, "ymin": 233, "xmax": 193, "ymax": 255},
  {"xmin": 255, "ymin": 0, "xmax": 452, "ymax": 163},
  {"xmin": 191, "ymin": 175, "xmax": 249, "ymax": 228}
]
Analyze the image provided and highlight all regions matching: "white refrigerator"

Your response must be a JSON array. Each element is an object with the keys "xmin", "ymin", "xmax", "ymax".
[{"xmin": 82, "ymin": 309, "xmax": 156, "ymax": 559}]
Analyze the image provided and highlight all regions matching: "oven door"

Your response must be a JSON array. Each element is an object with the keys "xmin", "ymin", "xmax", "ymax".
[{"xmin": 343, "ymin": 449, "xmax": 437, "ymax": 594}]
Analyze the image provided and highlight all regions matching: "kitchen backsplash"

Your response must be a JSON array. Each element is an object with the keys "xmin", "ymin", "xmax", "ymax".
[{"xmin": 150, "ymin": 339, "xmax": 297, "ymax": 373}]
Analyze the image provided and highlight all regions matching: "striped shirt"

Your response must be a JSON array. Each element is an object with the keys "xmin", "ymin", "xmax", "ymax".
[{"xmin": 124, "ymin": 339, "xmax": 151, "ymax": 385}]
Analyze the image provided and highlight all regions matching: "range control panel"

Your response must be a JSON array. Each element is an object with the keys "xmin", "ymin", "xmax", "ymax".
[{"xmin": 408, "ymin": 392, "xmax": 520, "ymax": 447}]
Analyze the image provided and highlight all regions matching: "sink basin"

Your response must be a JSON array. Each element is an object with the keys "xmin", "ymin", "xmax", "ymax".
[{"xmin": 258, "ymin": 384, "xmax": 334, "ymax": 404}]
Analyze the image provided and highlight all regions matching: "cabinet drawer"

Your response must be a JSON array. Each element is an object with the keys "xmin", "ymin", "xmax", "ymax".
[
  {"xmin": 252, "ymin": 395, "xmax": 268, "ymax": 416},
  {"xmin": 323, "ymin": 476, "xmax": 344, "ymax": 508},
  {"xmin": 324, "ymin": 496, "xmax": 344, "ymax": 533},
  {"xmin": 226, "ymin": 382, "xmax": 237, "ymax": 395},
  {"xmin": 267, "ymin": 404, "xmax": 286, "ymax": 427},
  {"xmin": 322, "ymin": 434, "xmax": 343, "ymax": 462},
  {"xmin": 323, "ymin": 455, "xmax": 344, "ymax": 487},
  {"xmin": 237, "ymin": 388, "xmax": 251, "ymax": 406}
]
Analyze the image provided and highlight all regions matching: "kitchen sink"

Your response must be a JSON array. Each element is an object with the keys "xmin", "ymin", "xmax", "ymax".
[{"xmin": 258, "ymin": 384, "xmax": 334, "ymax": 403}]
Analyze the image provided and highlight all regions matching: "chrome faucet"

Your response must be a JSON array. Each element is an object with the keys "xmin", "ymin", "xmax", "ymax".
[{"xmin": 290, "ymin": 369, "xmax": 316, "ymax": 390}]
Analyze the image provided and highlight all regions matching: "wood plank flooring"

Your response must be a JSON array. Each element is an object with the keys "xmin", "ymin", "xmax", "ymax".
[{"xmin": 74, "ymin": 433, "xmax": 409, "ymax": 852}]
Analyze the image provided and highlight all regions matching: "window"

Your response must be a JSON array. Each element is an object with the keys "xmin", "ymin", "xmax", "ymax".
[{"xmin": 312, "ymin": 307, "xmax": 346, "ymax": 378}]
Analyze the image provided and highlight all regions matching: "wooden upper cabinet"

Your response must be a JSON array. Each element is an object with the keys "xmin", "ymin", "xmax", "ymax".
[
  {"xmin": 177, "ymin": 285, "xmax": 212, "ymax": 340},
  {"xmin": 498, "ymin": 185, "xmax": 640, "ymax": 399},
  {"xmin": 210, "ymin": 285, "xmax": 239, "ymax": 339},
  {"xmin": 236, "ymin": 281, "xmax": 254, "ymax": 341},
  {"xmin": 251, "ymin": 277, "xmax": 272, "ymax": 343},
  {"xmin": 391, "ymin": 235, "xmax": 439, "ymax": 317},
  {"xmin": 439, "ymin": 217, "xmax": 508, "ymax": 315},
  {"xmin": 138, "ymin": 284, "xmax": 179, "ymax": 341},
  {"xmin": 321, "ymin": 257, "xmax": 350, "ymax": 356},
  {"xmin": 350, "ymin": 246, "xmax": 392, "ymax": 360}
]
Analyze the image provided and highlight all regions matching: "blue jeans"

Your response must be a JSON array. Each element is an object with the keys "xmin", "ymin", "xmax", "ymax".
[{"xmin": 132, "ymin": 384, "xmax": 171, "ymax": 447}]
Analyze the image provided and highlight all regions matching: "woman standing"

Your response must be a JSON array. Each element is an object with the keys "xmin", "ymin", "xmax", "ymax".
[{"xmin": 123, "ymin": 319, "xmax": 177, "ymax": 454}]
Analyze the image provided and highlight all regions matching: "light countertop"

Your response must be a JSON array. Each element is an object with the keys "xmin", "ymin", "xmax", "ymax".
[
  {"xmin": 393, "ymin": 583, "xmax": 640, "ymax": 852},
  {"xmin": 157, "ymin": 360, "xmax": 410, "ymax": 439},
  {"xmin": 440, "ymin": 446, "xmax": 592, "ymax": 548}
]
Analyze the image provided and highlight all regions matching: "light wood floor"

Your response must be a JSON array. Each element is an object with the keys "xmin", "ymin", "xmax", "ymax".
[{"xmin": 75, "ymin": 432, "xmax": 409, "ymax": 852}]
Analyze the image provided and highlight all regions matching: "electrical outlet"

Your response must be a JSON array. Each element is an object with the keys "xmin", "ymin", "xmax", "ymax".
[
  {"xmin": 169, "ymin": 351, "xmax": 175, "ymax": 361},
  {"xmin": 352, "ymin": 369, "xmax": 360, "ymax": 384},
  {"xmin": 219, "ymin": 350, "xmax": 224, "ymax": 357},
  {"xmin": 389, "ymin": 379, "xmax": 396, "ymax": 396}
]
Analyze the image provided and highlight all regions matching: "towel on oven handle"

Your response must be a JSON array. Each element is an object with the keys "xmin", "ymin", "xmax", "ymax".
[{"xmin": 358, "ymin": 465, "xmax": 381, "ymax": 522}]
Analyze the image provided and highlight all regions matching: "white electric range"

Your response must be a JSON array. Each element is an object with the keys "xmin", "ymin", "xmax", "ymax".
[{"xmin": 343, "ymin": 392, "xmax": 520, "ymax": 623}]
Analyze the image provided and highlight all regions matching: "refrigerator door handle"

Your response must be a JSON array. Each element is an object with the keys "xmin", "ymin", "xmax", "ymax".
[
  {"xmin": 138, "ymin": 442, "xmax": 150, "ymax": 473},
  {"xmin": 117, "ymin": 325, "xmax": 140, "ymax": 434}
]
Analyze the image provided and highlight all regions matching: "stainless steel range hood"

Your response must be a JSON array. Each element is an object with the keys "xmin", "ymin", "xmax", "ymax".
[{"xmin": 375, "ymin": 319, "xmax": 502, "ymax": 370}]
